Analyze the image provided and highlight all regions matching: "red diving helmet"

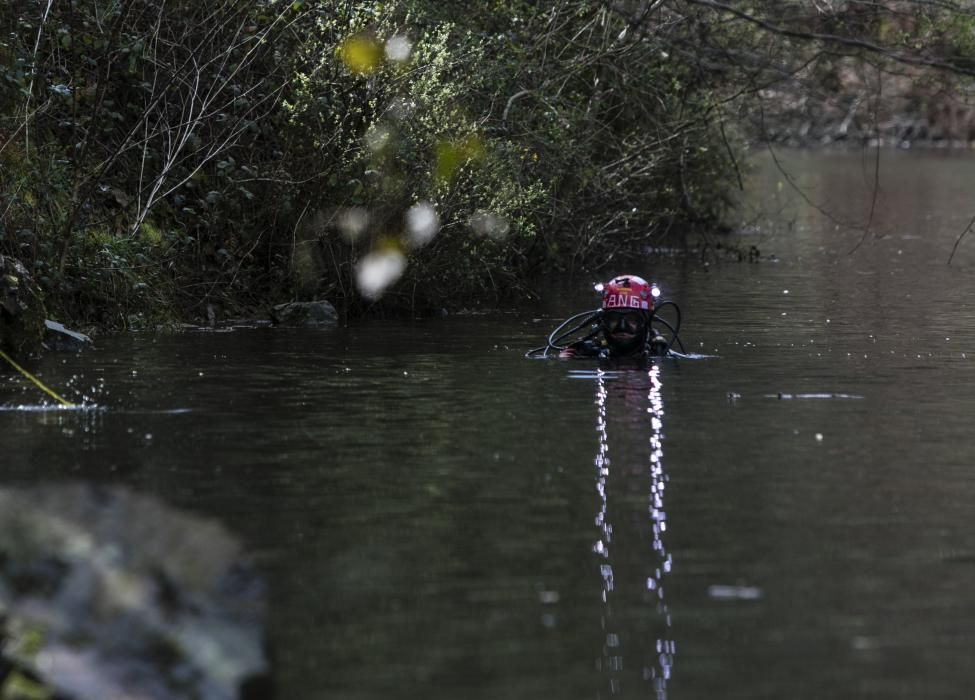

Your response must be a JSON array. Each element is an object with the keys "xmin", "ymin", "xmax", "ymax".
[{"xmin": 598, "ymin": 274, "xmax": 657, "ymax": 311}]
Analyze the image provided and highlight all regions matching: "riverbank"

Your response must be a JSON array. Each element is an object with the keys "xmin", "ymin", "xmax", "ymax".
[{"xmin": 5, "ymin": 2, "xmax": 974, "ymax": 344}]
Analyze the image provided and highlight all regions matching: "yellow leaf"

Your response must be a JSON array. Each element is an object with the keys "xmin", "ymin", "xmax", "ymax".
[{"xmin": 339, "ymin": 34, "xmax": 383, "ymax": 76}]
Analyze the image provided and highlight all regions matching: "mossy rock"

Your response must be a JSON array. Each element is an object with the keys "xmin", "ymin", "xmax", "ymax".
[
  {"xmin": 0, "ymin": 256, "xmax": 46, "ymax": 359},
  {"xmin": 0, "ymin": 483, "xmax": 271, "ymax": 700},
  {"xmin": 270, "ymin": 301, "xmax": 338, "ymax": 328}
]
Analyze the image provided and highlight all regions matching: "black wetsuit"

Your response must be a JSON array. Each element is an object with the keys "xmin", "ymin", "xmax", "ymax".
[{"xmin": 563, "ymin": 333, "xmax": 669, "ymax": 364}]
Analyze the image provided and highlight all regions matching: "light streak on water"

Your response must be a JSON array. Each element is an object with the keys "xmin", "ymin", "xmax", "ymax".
[
  {"xmin": 646, "ymin": 363, "xmax": 674, "ymax": 698},
  {"xmin": 592, "ymin": 364, "xmax": 674, "ymax": 697}
]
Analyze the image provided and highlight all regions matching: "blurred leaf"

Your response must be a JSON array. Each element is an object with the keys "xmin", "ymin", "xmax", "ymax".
[
  {"xmin": 339, "ymin": 33, "xmax": 383, "ymax": 76},
  {"xmin": 0, "ymin": 670, "xmax": 53, "ymax": 700},
  {"xmin": 434, "ymin": 135, "xmax": 485, "ymax": 183}
]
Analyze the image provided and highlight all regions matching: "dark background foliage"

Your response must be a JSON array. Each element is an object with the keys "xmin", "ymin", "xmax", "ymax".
[{"xmin": 2, "ymin": 0, "xmax": 974, "ymax": 328}]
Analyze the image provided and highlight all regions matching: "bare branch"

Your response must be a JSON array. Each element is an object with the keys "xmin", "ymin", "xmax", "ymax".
[{"xmin": 682, "ymin": 0, "xmax": 975, "ymax": 77}]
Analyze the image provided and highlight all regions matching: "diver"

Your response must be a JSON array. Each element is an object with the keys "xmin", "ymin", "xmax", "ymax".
[{"xmin": 526, "ymin": 274, "xmax": 685, "ymax": 362}]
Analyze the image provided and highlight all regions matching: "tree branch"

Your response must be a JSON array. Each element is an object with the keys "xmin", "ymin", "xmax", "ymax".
[{"xmin": 682, "ymin": 0, "xmax": 975, "ymax": 78}]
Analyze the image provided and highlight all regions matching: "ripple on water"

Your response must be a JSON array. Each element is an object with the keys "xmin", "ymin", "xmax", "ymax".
[
  {"xmin": 764, "ymin": 392, "xmax": 865, "ymax": 400},
  {"xmin": 0, "ymin": 403, "xmax": 104, "ymax": 413}
]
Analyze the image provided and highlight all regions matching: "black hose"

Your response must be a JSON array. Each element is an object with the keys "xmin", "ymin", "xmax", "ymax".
[
  {"xmin": 525, "ymin": 309, "xmax": 601, "ymax": 358},
  {"xmin": 528, "ymin": 300, "xmax": 687, "ymax": 358},
  {"xmin": 649, "ymin": 300, "xmax": 685, "ymax": 353},
  {"xmin": 549, "ymin": 309, "xmax": 601, "ymax": 349}
]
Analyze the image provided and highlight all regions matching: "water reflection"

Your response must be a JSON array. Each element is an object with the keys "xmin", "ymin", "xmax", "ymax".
[{"xmin": 592, "ymin": 365, "xmax": 674, "ymax": 697}]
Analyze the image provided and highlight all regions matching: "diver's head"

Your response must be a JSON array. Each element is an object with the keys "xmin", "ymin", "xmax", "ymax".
[{"xmin": 597, "ymin": 274, "xmax": 656, "ymax": 355}]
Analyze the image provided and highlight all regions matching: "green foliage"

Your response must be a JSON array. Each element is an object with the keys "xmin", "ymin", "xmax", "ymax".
[
  {"xmin": 1, "ymin": 0, "xmax": 300, "ymax": 326},
  {"xmin": 2, "ymin": 0, "xmax": 749, "ymax": 323},
  {"xmin": 22, "ymin": 0, "xmax": 970, "ymax": 322},
  {"xmin": 1, "ymin": 670, "xmax": 53, "ymax": 700},
  {"xmin": 279, "ymin": 4, "xmax": 553, "ymax": 312}
]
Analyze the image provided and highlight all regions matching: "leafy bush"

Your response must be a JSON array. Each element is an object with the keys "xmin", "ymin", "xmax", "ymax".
[{"xmin": 1, "ymin": 0, "xmax": 750, "ymax": 326}]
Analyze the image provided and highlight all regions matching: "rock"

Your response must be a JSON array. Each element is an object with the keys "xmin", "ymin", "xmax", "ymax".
[
  {"xmin": 43, "ymin": 320, "xmax": 93, "ymax": 352},
  {"xmin": 0, "ymin": 483, "xmax": 271, "ymax": 700},
  {"xmin": 270, "ymin": 301, "xmax": 338, "ymax": 328},
  {"xmin": 0, "ymin": 255, "xmax": 46, "ymax": 358}
]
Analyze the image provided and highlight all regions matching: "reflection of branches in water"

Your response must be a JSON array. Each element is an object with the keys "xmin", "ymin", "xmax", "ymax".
[
  {"xmin": 849, "ymin": 65, "xmax": 884, "ymax": 255},
  {"xmin": 592, "ymin": 366, "xmax": 674, "ymax": 698},
  {"xmin": 756, "ymin": 96, "xmax": 891, "ymax": 256},
  {"xmin": 947, "ymin": 210, "xmax": 975, "ymax": 265},
  {"xmin": 758, "ymin": 101, "xmax": 861, "ymax": 231}
]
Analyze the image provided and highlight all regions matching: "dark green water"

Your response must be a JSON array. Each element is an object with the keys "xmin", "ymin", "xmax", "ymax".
[{"xmin": 5, "ymin": 150, "xmax": 975, "ymax": 699}]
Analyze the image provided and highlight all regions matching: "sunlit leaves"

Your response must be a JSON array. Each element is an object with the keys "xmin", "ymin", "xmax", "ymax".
[
  {"xmin": 434, "ymin": 135, "xmax": 485, "ymax": 183},
  {"xmin": 330, "ymin": 20, "xmax": 515, "ymax": 303},
  {"xmin": 363, "ymin": 123, "xmax": 393, "ymax": 154}
]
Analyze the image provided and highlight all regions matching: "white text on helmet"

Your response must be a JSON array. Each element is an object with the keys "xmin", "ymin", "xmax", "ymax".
[{"xmin": 604, "ymin": 294, "xmax": 648, "ymax": 310}]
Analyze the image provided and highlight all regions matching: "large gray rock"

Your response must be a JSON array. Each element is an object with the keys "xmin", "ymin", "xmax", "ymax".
[
  {"xmin": 270, "ymin": 301, "xmax": 338, "ymax": 328},
  {"xmin": 0, "ymin": 483, "xmax": 271, "ymax": 700}
]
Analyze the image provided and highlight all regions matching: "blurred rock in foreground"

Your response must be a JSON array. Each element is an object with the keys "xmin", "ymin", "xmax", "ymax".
[{"xmin": 0, "ymin": 483, "xmax": 270, "ymax": 700}]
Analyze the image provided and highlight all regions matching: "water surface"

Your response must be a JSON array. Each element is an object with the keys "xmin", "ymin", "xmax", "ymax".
[{"xmin": 5, "ymin": 150, "xmax": 975, "ymax": 699}]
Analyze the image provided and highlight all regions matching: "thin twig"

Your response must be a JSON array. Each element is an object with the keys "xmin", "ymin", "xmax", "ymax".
[
  {"xmin": 24, "ymin": 0, "xmax": 55, "ymax": 156},
  {"xmin": 948, "ymin": 211, "xmax": 975, "ymax": 264},
  {"xmin": 849, "ymin": 65, "xmax": 884, "ymax": 255}
]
